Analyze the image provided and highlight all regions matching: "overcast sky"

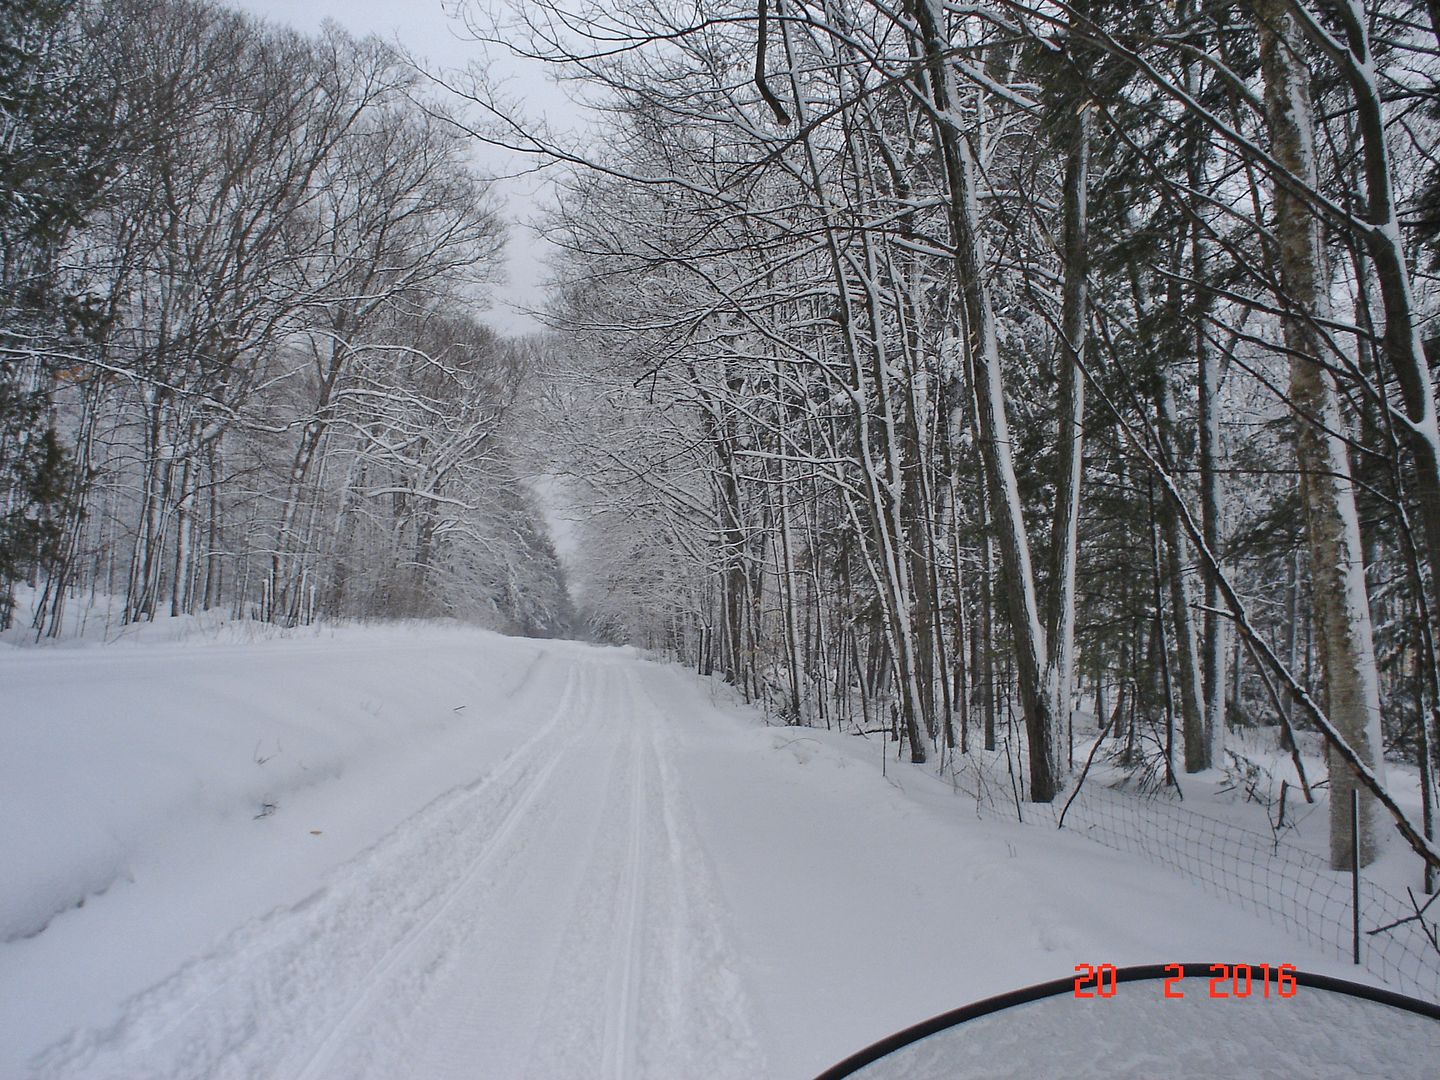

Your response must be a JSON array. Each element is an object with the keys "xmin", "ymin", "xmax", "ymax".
[{"xmin": 230, "ymin": 0, "xmax": 572, "ymax": 336}]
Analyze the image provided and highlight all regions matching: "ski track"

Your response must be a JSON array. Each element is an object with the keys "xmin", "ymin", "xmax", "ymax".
[
  {"xmin": 602, "ymin": 709, "xmax": 647, "ymax": 1080},
  {"xmin": 30, "ymin": 653, "xmax": 767, "ymax": 1080},
  {"xmin": 287, "ymin": 667, "xmax": 580, "ymax": 1080}
]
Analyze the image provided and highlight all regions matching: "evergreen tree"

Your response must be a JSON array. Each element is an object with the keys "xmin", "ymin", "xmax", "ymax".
[{"xmin": 0, "ymin": 0, "xmax": 112, "ymax": 626}]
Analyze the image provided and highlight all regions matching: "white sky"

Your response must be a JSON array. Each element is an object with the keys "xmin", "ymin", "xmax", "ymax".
[{"xmin": 230, "ymin": 0, "xmax": 573, "ymax": 336}]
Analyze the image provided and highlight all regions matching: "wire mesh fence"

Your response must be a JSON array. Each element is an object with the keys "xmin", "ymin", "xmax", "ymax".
[{"xmin": 943, "ymin": 749, "xmax": 1440, "ymax": 1003}]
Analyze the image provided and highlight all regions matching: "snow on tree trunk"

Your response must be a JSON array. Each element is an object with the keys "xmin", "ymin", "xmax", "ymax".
[
  {"xmin": 1256, "ymin": 0, "xmax": 1385, "ymax": 868},
  {"xmin": 906, "ymin": 0, "xmax": 1058, "ymax": 798},
  {"xmin": 1044, "ymin": 80, "xmax": 1089, "ymax": 770},
  {"xmin": 1155, "ymin": 368, "xmax": 1208, "ymax": 774}
]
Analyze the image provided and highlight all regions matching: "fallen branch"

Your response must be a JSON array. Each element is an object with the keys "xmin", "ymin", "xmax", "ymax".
[{"xmin": 1059, "ymin": 714, "xmax": 1115, "ymax": 830}]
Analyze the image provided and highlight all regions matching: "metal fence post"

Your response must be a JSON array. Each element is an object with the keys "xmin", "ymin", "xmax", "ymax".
[{"xmin": 1352, "ymin": 789, "xmax": 1361, "ymax": 965}]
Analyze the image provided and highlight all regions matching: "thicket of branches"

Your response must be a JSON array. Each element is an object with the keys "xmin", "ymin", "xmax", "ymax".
[
  {"xmin": 0, "ymin": 0, "xmax": 572, "ymax": 638},
  {"xmin": 468, "ymin": 0, "xmax": 1440, "ymax": 879}
]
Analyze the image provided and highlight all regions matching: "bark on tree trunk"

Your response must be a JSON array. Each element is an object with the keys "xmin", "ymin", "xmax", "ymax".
[
  {"xmin": 908, "ymin": 0, "xmax": 1059, "ymax": 798},
  {"xmin": 1257, "ymin": 0, "xmax": 1386, "ymax": 868},
  {"xmin": 1044, "ymin": 88, "xmax": 1089, "ymax": 773},
  {"xmin": 1155, "ymin": 369, "xmax": 1209, "ymax": 773}
]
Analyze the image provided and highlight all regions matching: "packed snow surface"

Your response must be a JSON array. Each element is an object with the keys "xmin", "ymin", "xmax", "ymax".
[{"xmin": 0, "ymin": 623, "xmax": 1414, "ymax": 1077}]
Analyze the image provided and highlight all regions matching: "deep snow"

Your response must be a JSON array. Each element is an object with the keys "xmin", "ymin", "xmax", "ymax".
[{"xmin": 0, "ymin": 621, "xmax": 1422, "ymax": 1077}]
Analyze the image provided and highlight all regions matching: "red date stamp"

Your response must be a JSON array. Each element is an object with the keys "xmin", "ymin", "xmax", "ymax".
[{"xmin": 1073, "ymin": 963, "xmax": 1298, "ymax": 999}]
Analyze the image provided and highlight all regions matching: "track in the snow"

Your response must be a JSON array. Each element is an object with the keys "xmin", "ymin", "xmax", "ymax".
[
  {"xmin": 32, "ymin": 655, "xmax": 766, "ymax": 1080},
  {"xmin": 602, "ymin": 714, "xmax": 648, "ymax": 1080},
  {"xmin": 290, "ymin": 665, "xmax": 585, "ymax": 1080}
]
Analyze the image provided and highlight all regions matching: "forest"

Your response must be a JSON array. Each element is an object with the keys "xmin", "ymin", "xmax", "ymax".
[
  {"xmin": 4, "ymin": 0, "xmax": 1440, "ymax": 892},
  {"xmin": 476, "ymin": 0, "xmax": 1440, "ymax": 884},
  {"xmin": 0, "ymin": 0, "xmax": 571, "ymax": 640}
]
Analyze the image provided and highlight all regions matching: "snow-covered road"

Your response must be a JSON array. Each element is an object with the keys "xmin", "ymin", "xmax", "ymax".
[
  {"xmin": 11, "ymin": 646, "xmax": 763, "ymax": 1079},
  {"xmin": 3, "ymin": 627, "xmax": 1363, "ymax": 1077},
  {"xmin": 263, "ymin": 658, "xmax": 767, "ymax": 1080}
]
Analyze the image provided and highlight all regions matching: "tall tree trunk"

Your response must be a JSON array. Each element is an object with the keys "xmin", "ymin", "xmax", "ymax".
[
  {"xmin": 1300, "ymin": 0, "xmax": 1440, "ymax": 656},
  {"xmin": 908, "ymin": 0, "xmax": 1059, "ymax": 798},
  {"xmin": 1197, "ymin": 305, "xmax": 1227, "ymax": 767},
  {"xmin": 1190, "ymin": 127, "xmax": 1228, "ymax": 768},
  {"xmin": 1044, "ymin": 77, "xmax": 1089, "ymax": 770},
  {"xmin": 1257, "ymin": 0, "xmax": 1386, "ymax": 868},
  {"xmin": 1155, "ymin": 366, "xmax": 1208, "ymax": 773}
]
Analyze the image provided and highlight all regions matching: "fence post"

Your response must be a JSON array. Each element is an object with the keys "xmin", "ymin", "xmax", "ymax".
[{"xmin": 1352, "ymin": 789, "xmax": 1362, "ymax": 965}]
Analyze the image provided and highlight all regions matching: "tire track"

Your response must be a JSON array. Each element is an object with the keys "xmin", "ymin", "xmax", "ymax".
[
  {"xmin": 523, "ymin": 663, "xmax": 766, "ymax": 1079},
  {"xmin": 310, "ymin": 660, "xmax": 621, "ymax": 1080},
  {"xmin": 520, "ymin": 666, "xmax": 657, "ymax": 1079},
  {"xmin": 33, "ymin": 661, "xmax": 589, "ymax": 1080},
  {"xmin": 626, "ymin": 665, "xmax": 769, "ymax": 1078},
  {"xmin": 346, "ymin": 675, "xmax": 615, "ymax": 1079},
  {"xmin": 601, "ymin": 714, "xmax": 648, "ymax": 1080},
  {"xmin": 292, "ymin": 662, "xmax": 585, "ymax": 1080}
]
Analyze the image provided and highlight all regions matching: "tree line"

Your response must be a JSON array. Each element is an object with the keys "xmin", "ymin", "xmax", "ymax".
[
  {"xmin": 0, "ymin": 0, "xmax": 571, "ymax": 639},
  {"xmin": 469, "ymin": 0, "xmax": 1440, "ymax": 881}
]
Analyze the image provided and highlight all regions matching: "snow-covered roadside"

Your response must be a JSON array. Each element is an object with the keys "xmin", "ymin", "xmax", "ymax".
[
  {"xmin": 0, "ymin": 623, "xmax": 593, "ymax": 1073},
  {"xmin": 640, "ymin": 666, "xmax": 1371, "ymax": 1077},
  {"xmin": 0, "ymin": 624, "xmax": 1400, "ymax": 1077},
  {"xmin": 1025, "ymin": 715, "xmax": 1435, "ymax": 901}
]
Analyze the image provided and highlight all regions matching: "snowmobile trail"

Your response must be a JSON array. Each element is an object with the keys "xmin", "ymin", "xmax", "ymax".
[
  {"xmin": 515, "ymin": 663, "xmax": 765, "ymax": 1080},
  {"xmin": 31, "ymin": 650, "xmax": 766, "ymax": 1080},
  {"xmin": 601, "ymin": 716, "xmax": 648, "ymax": 1080},
  {"xmin": 12, "ymin": 630, "xmax": 1376, "ymax": 1079},
  {"xmin": 286, "ymin": 664, "xmax": 585, "ymax": 1080}
]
